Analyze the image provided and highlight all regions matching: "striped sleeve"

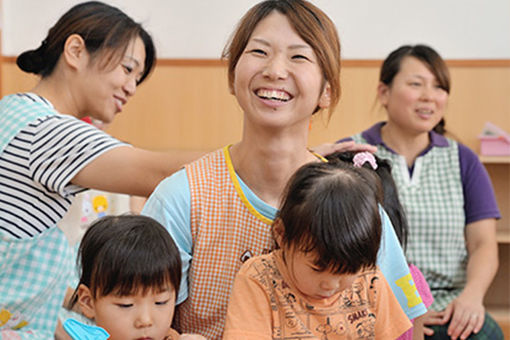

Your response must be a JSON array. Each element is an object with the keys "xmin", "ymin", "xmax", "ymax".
[
  {"xmin": 0, "ymin": 114, "xmax": 126, "ymax": 239},
  {"xmin": 29, "ymin": 115, "xmax": 127, "ymax": 196}
]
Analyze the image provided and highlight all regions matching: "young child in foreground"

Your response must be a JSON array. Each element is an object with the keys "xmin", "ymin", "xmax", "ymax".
[
  {"xmin": 223, "ymin": 159, "xmax": 412, "ymax": 339},
  {"xmin": 67, "ymin": 215, "xmax": 205, "ymax": 340},
  {"xmin": 328, "ymin": 152, "xmax": 435, "ymax": 340}
]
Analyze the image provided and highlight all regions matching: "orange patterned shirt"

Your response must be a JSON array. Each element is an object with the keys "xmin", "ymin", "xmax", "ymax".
[{"xmin": 224, "ymin": 251, "xmax": 412, "ymax": 339}]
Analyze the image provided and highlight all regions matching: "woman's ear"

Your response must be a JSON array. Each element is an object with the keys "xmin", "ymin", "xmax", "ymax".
[
  {"xmin": 272, "ymin": 219, "xmax": 285, "ymax": 248},
  {"xmin": 318, "ymin": 82, "xmax": 331, "ymax": 109},
  {"xmin": 62, "ymin": 34, "xmax": 89, "ymax": 71},
  {"xmin": 377, "ymin": 82, "xmax": 390, "ymax": 108},
  {"xmin": 77, "ymin": 284, "xmax": 96, "ymax": 319}
]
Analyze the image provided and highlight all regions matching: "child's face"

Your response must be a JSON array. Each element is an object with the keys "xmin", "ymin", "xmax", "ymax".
[
  {"xmin": 285, "ymin": 249, "xmax": 358, "ymax": 303},
  {"xmin": 232, "ymin": 11, "xmax": 330, "ymax": 131},
  {"xmin": 78, "ymin": 284, "xmax": 175, "ymax": 340}
]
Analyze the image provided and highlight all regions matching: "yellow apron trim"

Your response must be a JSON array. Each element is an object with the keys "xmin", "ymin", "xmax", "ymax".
[
  {"xmin": 223, "ymin": 145, "xmax": 274, "ymax": 226},
  {"xmin": 308, "ymin": 149, "xmax": 328, "ymax": 162}
]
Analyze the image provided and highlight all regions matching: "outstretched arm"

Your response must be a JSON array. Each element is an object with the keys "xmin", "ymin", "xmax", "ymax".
[{"xmin": 72, "ymin": 147, "xmax": 205, "ymax": 197}]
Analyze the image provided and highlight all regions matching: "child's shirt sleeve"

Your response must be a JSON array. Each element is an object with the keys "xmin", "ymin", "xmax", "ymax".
[
  {"xmin": 374, "ymin": 270, "xmax": 413, "ymax": 339},
  {"xmin": 376, "ymin": 206, "xmax": 428, "ymax": 320},
  {"xmin": 223, "ymin": 262, "xmax": 273, "ymax": 340}
]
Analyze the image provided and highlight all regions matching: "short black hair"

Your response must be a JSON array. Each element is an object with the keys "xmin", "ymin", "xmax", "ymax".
[
  {"xmin": 69, "ymin": 215, "xmax": 181, "ymax": 308},
  {"xmin": 277, "ymin": 160, "xmax": 382, "ymax": 274}
]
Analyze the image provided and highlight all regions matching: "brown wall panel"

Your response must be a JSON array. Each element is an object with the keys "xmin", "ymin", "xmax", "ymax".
[{"xmin": 1, "ymin": 59, "xmax": 509, "ymax": 153}]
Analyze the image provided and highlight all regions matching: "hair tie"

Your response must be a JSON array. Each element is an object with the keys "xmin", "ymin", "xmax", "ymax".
[{"xmin": 353, "ymin": 152, "xmax": 378, "ymax": 170}]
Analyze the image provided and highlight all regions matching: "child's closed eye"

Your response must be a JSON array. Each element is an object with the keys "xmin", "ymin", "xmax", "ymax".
[
  {"xmin": 155, "ymin": 299, "xmax": 170, "ymax": 306},
  {"xmin": 116, "ymin": 303, "xmax": 133, "ymax": 308}
]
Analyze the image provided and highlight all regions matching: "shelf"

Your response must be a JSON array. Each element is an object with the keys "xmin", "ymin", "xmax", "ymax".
[
  {"xmin": 480, "ymin": 155, "xmax": 510, "ymax": 164},
  {"xmin": 488, "ymin": 306, "xmax": 510, "ymax": 322},
  {"xmin": 487, "ymin": 307, "xmax": 510, "ymax": 337},
  {"xmin": 497, "ymin": 229, "xmax": 510, "ymax": 244}
]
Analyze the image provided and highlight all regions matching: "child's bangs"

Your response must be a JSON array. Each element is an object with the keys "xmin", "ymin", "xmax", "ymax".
[{"xmin": 92, "ymin": 259, "xmax": 175, "ymax": 298}]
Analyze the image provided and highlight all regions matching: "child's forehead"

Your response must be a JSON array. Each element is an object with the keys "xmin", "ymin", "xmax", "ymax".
[{"xmin": 109, "ymin": 284, "xmax": 175, "ymax": 297}]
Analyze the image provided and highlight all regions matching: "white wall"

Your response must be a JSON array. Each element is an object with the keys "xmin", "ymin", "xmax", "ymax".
[{"xmin": 2, "ymin": 0, "xmax": 509, "ymax": 59}]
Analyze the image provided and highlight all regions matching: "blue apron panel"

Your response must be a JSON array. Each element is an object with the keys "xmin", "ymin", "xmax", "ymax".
[
  {"xmin": 0, "ymin": 227, "xmax": 73, "ymax": 337},
  {"xmin": 0, "ymin": 94, "xmax": 56, "ymax": 154}
]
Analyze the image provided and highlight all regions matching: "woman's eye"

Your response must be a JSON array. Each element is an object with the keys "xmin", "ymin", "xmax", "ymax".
[
  {"xmin": 249, "ymin": 49, "xmax": 266, "ymax": 55},
  {"xmin": 123, "ymin": 65, "xmax": 133, "ymax": 74},
  {"xmin": 292, "ymin": 54, "xmax": 309, "ymax": 61},
  {"xmin": 409, "ymin": 82, "xmax": 421, "ymax": 87}
]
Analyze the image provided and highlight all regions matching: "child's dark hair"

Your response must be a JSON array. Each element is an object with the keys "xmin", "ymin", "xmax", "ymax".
[
  {"xmin": 17, "ymin": 1, "xmax": 155, "ymax": 84},
  {"xmin": 277, "ymin": 161, "xmax": 382, "ymax": 274},
  {"xmin": 69, "ymin": 215, "xmax": 181, "ymax": 308},
  {"xmin": 327, "ymin": 151, "xmax": 409, "ymax": 250}
]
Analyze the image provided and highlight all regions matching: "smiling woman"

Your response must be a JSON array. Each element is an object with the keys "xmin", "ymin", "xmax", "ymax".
[
  {"xmin": 347, "ymin": 44, "xmax": 504, "ymax": 340},
  {"xmin": 0, "ymin": 2, "xmax": 203, "ymax": 339},
  {"xmin": 142, "ymin": 1, "xmax": 425, "ymax": 339}
]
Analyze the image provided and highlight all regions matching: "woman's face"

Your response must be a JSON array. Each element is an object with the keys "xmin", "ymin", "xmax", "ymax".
[
  {"xmin": 76, "ymin": 36, "xmax": 146, "ymax": 123},
  {"xmin": 232, "ymin": 11, "xmax": 330, "ymax": 132},
  {"xmin": 379, "ymin": 56, "xmax": 449, "ymax": 135}
]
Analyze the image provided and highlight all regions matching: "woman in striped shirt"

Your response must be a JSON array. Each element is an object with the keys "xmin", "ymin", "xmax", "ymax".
[{"xmin": 0, "ymin": 2, "xmax": 199, "ymax": 339}]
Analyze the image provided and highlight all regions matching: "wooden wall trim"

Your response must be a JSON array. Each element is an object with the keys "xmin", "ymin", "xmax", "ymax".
[{"xmin": 2, "ymin": 56, "xmax": 510, "ymax": 67}]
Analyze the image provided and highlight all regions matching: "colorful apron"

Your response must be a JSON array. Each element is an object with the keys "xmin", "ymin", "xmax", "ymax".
[{"xmin": 0, "ymin": 94, "xmax": 74, "ymax": 339}]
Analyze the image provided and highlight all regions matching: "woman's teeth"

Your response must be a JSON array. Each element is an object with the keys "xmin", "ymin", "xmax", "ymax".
[{"xmin": 256, "ymin": 89, "xmax": 290, "ymax": 102}]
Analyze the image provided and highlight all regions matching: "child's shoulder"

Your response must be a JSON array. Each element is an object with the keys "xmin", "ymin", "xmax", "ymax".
[
  {"xmin": 354, "ymin": 267, "xmax": 386, "ymax": 289},
  {"xmin": 357, "ymin": 267, "xmax": 382, "ymax": 279},
  {"xmin": 238, "ymin": 252, "xmax": 277, "ymax": 275}
]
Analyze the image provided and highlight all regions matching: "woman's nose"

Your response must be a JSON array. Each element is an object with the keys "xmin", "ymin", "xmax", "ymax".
[
  {"xmin": 420, "ymin": 84, "xmax": 435, "ymax": 101},
  {"xmin": 262, "ymin": 55, "xmax": 288, "ymax": 80},
  {"xmin": 124, "ymin": 77, "xmax": 137, "ymax": 97}
]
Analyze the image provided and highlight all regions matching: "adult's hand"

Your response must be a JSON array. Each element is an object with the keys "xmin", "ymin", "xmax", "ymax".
[
  {"xmin": 422, "ymin": 295, "xmax": 485, "ymax": 340},
  {"xmin": 310, "ymin": 140, "xmax": 377, "ymax": 157},
  {"xmin": 422, "ymin": 309, "xmax": 447, "ymax": 337},
  {"xmin": 444, "ymin": 292, "xmax": 485, "ymax": 340}
]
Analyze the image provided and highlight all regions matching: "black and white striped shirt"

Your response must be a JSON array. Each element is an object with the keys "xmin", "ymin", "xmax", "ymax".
[{"xmin": 0, "ymin": 93, "xmax": 125, "ymax": 239}]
